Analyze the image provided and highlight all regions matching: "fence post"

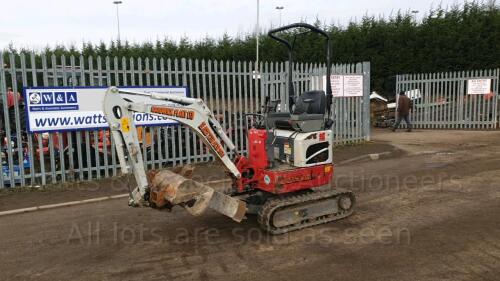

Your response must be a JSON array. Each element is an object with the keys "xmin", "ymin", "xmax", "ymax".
[
  {"xmin": 0, "ymin": 52, "xmax": 16, "ymax": 187},
  {"xmin": 0, "ymin": 52, "xmax": 7, "ymax": 188},
  {"xmin": 495, "ymin": 68, "xmax": 500, "ymax": 129},
  {"xmin": 362, "ymin": 62, "xmax": 371, "ymax": 141},
  {"xmin": 284, "ymin": 61, "xmax": 289, "ymax": 111}
]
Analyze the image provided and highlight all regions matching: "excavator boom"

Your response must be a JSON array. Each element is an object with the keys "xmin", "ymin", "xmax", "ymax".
[{"xmin": 102, "ymin": 87, "xmax": 246, "ymax": 221}]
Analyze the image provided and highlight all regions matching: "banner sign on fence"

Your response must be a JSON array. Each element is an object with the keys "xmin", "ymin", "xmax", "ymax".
[
  {"xmin": 320, "ymin": 75, "xmax": 364, "ymax": 97},
  {"xmin": 467, "ymin": 79, "xmax": 491, "ymax": 95},
  {"xmin": 24, "ymin": 86, "xmax": 188, "ymax": 133}
]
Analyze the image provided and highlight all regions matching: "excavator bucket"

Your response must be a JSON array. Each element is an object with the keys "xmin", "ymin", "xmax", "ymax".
[{"xmin": 148, "ymin": 170, "xmax": 246, "ymax": 222}]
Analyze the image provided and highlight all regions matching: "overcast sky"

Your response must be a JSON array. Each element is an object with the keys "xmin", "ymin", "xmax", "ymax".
[{"xmin": 1, "ymin": 0, "xmax": 462, "ymax": 50}]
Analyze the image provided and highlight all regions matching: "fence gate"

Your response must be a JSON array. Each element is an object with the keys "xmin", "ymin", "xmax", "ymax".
[{"xmin": 396, "ymin": 69, "xmax": 499, "ymax": 129}]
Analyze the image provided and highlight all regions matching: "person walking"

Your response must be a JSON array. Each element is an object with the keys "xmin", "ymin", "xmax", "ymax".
[{"xmin": 392, "ymin": 91, "xmax": 412, "ymax": 132}]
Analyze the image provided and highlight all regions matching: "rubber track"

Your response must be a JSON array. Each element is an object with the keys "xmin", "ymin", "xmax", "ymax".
[{"xmin": 257, "ymin": 189, "xmax": 356, "ymax": 235}]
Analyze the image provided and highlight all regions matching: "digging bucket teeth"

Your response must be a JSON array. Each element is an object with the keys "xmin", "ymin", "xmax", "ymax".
[{"xmin": 148, "ymin": 169, "xmax": 246, "ymax": 222}]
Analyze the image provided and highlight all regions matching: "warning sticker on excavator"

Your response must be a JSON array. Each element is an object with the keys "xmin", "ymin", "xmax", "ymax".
[
  {"xmin": 284, "ymin": 143, "xmax": 291, "ymax": 155},
  {"xmin": 121, "ymin": 117, "xmax": 131, "ymax": 132}
]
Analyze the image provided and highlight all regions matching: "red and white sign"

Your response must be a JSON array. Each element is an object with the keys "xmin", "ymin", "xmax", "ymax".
[
  {"xmin": 330, "ymin": 75, "xmax": 344, "ymax": 97},
  {"xmin": 317, "ymin": 74, "xmax": 364, "ymax": 97},
  {"xmin": 329, "ymin": 75, "xmax": 363, "ymax": 97},
  {"xmin": 343, "ymin": 75, "xmax": 364, "ymax": 97},
  {"xmin": 467, "ymin": 79, "xmax": 491, "ymax": 95}
]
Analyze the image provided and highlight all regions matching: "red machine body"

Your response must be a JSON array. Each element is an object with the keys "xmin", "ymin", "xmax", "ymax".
[
  {"xmin": 247, "ymin": 128, "xmax": 268, "ymax": 170},
  {"xmin": 234, "ymin": 128, "xmax": 334, "ymax": 194}
]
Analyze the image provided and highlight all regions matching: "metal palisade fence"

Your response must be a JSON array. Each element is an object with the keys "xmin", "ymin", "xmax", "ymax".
[
  {"xmin": 396, "ymin": 69, "xmax": 499, "ymax": 129},
  {"xmin": 0, "ymin": 52, "xmax": 370, "ymax": 188}
]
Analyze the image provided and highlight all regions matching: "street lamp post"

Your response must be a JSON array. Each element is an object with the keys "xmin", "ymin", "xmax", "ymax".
[
  {"xmin": 113, "ymin": 1, "xmax": 123, "ymax": 42},
  {"xmin": 276, "ymin": 6, "xmax": 284, "ymax": 26},
  {"xmin": 255, "ymin": 0, "xmax": 260, "ymax": 74},
  {"xmin": 411, "ymin": 10, "xmax": 419, "ymax": 23}
]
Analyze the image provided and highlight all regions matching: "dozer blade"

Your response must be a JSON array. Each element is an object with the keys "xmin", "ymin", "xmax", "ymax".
[{"xmin": 148, "ymin": 170, "xmax": 246, "ymax": 222}]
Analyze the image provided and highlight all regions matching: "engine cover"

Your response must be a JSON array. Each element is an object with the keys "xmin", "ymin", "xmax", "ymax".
[
  {"xmin": 236, "ymin": 128, "xmax": 334, "ymax": 194},
  {"xmin": 272, "ymin": 129, "xmax": 332, "ymax": 167}
]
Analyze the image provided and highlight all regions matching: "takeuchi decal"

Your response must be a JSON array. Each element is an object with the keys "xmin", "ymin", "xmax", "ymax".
[
  {"xmin": 151, "ymin": 106, "xmax": 195, "ymax": 120},
  {"xmin": 198, "ymin": 122, "xmax": 225, "ymax": 158}
]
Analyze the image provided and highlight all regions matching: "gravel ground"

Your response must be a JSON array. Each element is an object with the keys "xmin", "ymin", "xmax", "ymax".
[{"xmin": 1, "ymin": 129, "xmax": 500, "ymax": 281}]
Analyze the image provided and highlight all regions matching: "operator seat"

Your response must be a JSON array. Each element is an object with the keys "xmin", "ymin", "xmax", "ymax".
[{"xmin": 271, "ymin": 90, "xmax": 328, "ymax": 133}]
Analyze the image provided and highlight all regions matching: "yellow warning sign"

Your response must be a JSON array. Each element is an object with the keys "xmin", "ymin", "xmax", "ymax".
[{"xmin": 121, "ymin": 117, "xmax": 131, "ymax": 132}]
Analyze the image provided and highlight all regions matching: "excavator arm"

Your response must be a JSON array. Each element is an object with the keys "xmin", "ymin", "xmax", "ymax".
[{"xmin": 102, "ymin": 87, "xmax": 246, "ymax": 221}]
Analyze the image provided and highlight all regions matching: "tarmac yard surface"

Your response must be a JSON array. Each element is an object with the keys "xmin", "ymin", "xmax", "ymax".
[{"xmin": 1, "ymin": 129, "xmax": 500, "ymax": 281}]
